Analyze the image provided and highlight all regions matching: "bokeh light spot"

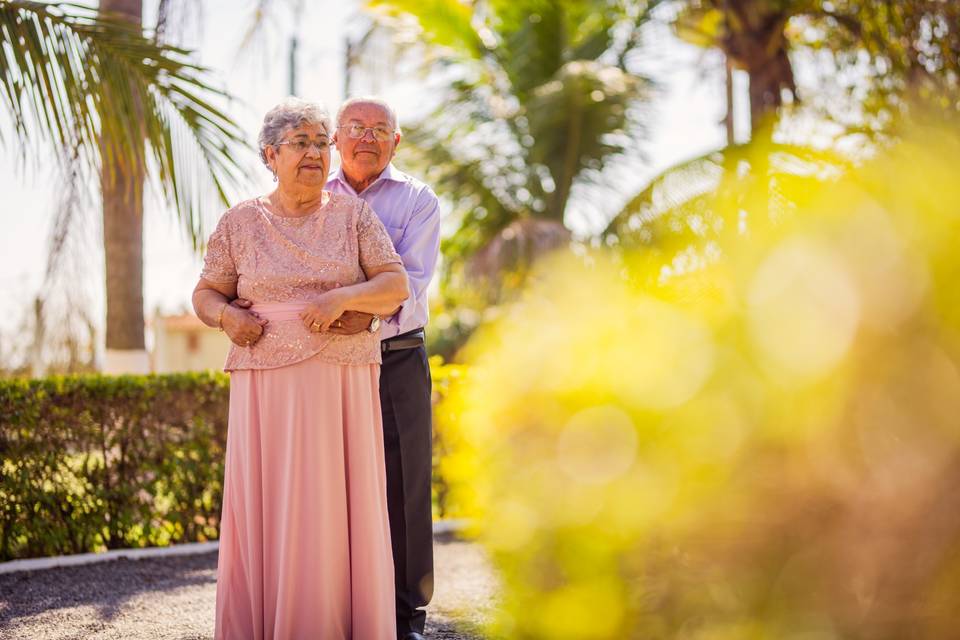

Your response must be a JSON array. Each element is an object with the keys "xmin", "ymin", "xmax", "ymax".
[
  {"xmin": 748, "ymin": 238, "xmax": 860, "ymax": 381},
  {"xmin": 556, "ymin": 405, "xmax": 637, "ymax": 485}
]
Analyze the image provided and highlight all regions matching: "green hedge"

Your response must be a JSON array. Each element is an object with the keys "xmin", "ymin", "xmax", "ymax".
[
  {"xmin": 0, "ymin": 361, "xmax": 463, "ymax": 562},
  {"xmin": 0, "ymin": 372, "xmax": 229, "ymax": 562}
]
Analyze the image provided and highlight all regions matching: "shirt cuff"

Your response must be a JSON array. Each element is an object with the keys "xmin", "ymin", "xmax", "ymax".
[{"xmin": 381, "ymin": 295, "xmax": 415, "ymax": 339}]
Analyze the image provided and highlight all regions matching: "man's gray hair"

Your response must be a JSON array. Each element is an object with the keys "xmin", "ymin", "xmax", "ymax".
[
  {"xmin": 335, "ymin": 96, "xmax": 401, "ymax": 133},
  {"xmin": 258, "ymin": 97, "xmax": 333, "ymax": 167}
]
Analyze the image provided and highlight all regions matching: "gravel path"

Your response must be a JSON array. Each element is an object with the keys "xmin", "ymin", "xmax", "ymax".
[{"xmin": 0, "ymin": 534, "xmax": 496, "ymax": 639}]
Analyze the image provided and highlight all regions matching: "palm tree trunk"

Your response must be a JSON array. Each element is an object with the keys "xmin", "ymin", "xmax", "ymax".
[
  {"xmin": 551, "ymin": 94, "xmax": 583, "ymax": 223},
  {"xmin": 745, "ymin": 45, "xmax": 792, "ymax": 142},
  {"xmin": 100, "ymin": 0, "xmax": 147, "ymax": 373},
  {"xmin": 716, "ymin": 1, "xmax": 794, "ymax": 141},
  {"xmin": 724, "ymin": 55, "xmax": 735, "ymax": 145}
]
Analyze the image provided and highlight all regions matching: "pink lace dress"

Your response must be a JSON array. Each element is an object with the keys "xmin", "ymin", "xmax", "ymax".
[{"xmin": 202, "ymin": 192, "xmax": 400, "ymax": 639}]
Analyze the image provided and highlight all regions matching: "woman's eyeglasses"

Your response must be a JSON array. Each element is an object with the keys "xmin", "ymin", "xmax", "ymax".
[
  {"xmin": 276, "ymin": 138, "xmax": 330, "ymax": 153},
  {"xmin": 338, "ymin": 124, "xmax": 394, "ymax": 142}
]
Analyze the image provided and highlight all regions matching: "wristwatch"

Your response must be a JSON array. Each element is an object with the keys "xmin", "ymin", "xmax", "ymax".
[{"xmin": 367, "ymin": 315, "xmax": 381, "ymax": 333}]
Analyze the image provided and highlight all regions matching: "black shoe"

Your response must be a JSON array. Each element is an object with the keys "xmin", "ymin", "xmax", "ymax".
[{"xmin": 403, "ymin": 634, "xmax": 426, "ymax": 640}]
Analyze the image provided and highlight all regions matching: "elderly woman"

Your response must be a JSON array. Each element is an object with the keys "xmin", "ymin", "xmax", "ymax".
[{"xmin": 192, "ymin": 97, "xmax": 406, "ymax": 639}]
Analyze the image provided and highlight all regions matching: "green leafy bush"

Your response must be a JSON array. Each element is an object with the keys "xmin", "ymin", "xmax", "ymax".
[
  {"xmin": 1, "ymin": 360, "xmax": 463, "ymax": 562},
  {"xmin": 440, "ymin": 119, "xmax": 960, "ymax": 638},
  {"xmin": 0, "ymin": 372, "xmax": 229, "ymax": 561}
]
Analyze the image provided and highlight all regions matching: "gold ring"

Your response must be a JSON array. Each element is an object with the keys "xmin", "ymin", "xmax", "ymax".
[{"xmin": 312, "ymin": 321, "xmax": 321, "ymax": 331}]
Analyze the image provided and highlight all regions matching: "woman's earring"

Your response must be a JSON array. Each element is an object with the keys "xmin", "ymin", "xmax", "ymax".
[{"xmin": 272, "ymin": 170, "xmax": 278, "ymax": 182}]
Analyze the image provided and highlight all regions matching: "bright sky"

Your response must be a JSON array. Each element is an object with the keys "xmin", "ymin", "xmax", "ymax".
[{"xmin": 0, "ymin": 0, "xmax": 729, "ymax": 346}]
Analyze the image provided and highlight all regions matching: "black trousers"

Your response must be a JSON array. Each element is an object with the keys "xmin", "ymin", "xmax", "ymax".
[{"xmin": 380, "ymin": 337, "xmax": 434, "ymax": 637}]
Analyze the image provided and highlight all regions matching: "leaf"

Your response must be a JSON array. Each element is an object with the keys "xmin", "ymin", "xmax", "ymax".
[
  {"xmin": 0, "ymin": 0, "xmax": 250, "ymax": 246},
  {"xmin": 604, "ymin": 142, "xmax": 852, "ymax": 248},
  {"xmin": 671, "ymin": 3, "xmax": 724, "ymax": 49},
  {"xmin": 366, "ymin": 0, "xmax": 484, "ymax": 60}
]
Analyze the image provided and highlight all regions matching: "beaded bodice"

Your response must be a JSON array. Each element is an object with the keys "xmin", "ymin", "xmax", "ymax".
[{"xmin": 200, "ymin": 192, "xmax": 401, "ymax": 370}]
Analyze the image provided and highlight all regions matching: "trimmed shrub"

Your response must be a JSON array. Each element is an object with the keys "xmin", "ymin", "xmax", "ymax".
[
  {"xmin": 1, "ymin": 358, "xmax": 463, "ymax": 561},
  {"xmin": 0, "ymin": 372, "xmax": 229, "ymax": 561}
]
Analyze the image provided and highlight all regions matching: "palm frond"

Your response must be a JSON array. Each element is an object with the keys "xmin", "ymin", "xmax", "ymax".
[
  {"xmin": 367, "ymin": 0, "xmax": 483, "ymax": 60},
  {"xmin": 236, "ymin": 0, "xmax": 286, "ymax": 53},
  {"xmin": 367, "ymin": 0, "xmax": 657, "ymax": 298},
  {"xmin": 527, "ymin": 59, "xmax": 649, "ymax": 219},
  {"xmin": 604, "ymin": 142, "xmax": 853, "ymax": 245},
  {"xmin": 368, "ymin": 0, "xmax": 655, "ymax": 212},
  {"xmin": 0, "ymin": 0, "xmax": 250, "ymax": 245},
  {"xmin": 604, "ymin": 147, "xmax": 731, "ymax": 238},
  {"xmin": 402, "ymin": 120, "xmax": 523, "ymax": 263}
]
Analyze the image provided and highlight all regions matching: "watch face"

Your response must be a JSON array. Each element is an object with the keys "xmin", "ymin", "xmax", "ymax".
[{"xmin": 369, "ymin": 316, "xmax": 381, "ymax": 332}]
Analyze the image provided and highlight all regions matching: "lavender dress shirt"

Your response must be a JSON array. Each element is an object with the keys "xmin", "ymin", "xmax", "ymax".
[{"xmin": 326, "ymin": 163, "xmax": 441, "ymax": 340}]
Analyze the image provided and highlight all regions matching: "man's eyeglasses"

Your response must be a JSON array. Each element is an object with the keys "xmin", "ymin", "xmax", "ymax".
[
  {"xmin": 276, "ymin": 138, "xmax": 330, "ymax": 153},
  {"xmin": 338, "ymin": 124, "xmax": 395, "ymax": 142}
]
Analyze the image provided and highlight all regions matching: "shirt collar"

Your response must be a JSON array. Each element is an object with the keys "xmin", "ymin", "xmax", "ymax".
[{"xmin": 329, "ymin": 162, "xmax": 406, "ymax": 194}]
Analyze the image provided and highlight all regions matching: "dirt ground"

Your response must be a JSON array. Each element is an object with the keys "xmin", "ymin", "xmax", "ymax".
[{"xmin": 0, "ymin": 534, "xmax": 496, "ymax": 639}]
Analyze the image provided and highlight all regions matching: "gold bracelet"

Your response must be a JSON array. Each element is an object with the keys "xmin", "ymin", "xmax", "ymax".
[{"xmin": 216, "ymin": 302, "xmax": 228, "ymax": 331}]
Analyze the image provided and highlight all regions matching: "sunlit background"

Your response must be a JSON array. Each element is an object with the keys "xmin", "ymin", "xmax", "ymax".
[
  {"xmin": 3, "ymin": 1, "xmax": 960, "ymax": 638},
  {"xmin": 0, "ymin": 0, "xmax": 731, "ymax": 372}
]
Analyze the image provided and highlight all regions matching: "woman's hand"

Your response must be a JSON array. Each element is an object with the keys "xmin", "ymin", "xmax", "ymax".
[
  {"xmin": 300, "ymin": 288, "xmax": 349, "ymax": 333},
  {"xmin": 222, "ymin": 304, "xmax": 268, "ymax": 347}
]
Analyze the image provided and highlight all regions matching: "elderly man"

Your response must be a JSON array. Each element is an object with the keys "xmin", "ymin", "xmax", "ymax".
[{"xmin": 327, "ymin": 96, "xmax": 441, "ymax": 640}]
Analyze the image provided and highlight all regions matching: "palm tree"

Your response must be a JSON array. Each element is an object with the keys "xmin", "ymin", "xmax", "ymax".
[
  {"xmin": 666, "ymin": 0, "xmax": 960, "ymax": 138},
  {"xmin": 361, "ymin": 0, "xmax": 960, "ymax": 359},
  {"xmin": 605, "ymin": 0, "xmax": 960, "ymax": 250},
  {"xmin": 367, "ymin": 0, "xmax": 657, "ymax": 297},
  {"xmin": 1, "ymin": 1, "xmax": 248, "ymax": 371}
]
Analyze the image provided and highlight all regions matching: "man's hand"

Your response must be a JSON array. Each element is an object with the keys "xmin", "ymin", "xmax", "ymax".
[
  {"xmin": 231, "ymin": 298, "xmax": 264, "ymax": 322},
  {"xmin": 221, "ymin": 305, "xmax": 268, "ymax": 347},
  {"xmin": 328, "ymin": 310, "xmax": 375, "ymax": 335}
]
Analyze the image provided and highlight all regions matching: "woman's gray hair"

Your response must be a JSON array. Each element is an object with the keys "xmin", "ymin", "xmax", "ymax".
[
  {"xmin": 258, "ymin": 97, "xmax": 333, "ymax": 167},
  {"xmin": 336, "ymin": 96, "xmax": 401, "ymax": 133}
]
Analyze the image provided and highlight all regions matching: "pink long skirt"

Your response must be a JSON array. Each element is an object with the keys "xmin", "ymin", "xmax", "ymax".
[{"xmin": 214, "ymin": 354, "xmax": 396, "ymax": 639}]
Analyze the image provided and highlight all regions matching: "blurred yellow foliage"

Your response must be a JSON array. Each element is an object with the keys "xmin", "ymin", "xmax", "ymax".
[{"xmin": 438, "ymin": 116, "xmax": 960, "ymax": 639}]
